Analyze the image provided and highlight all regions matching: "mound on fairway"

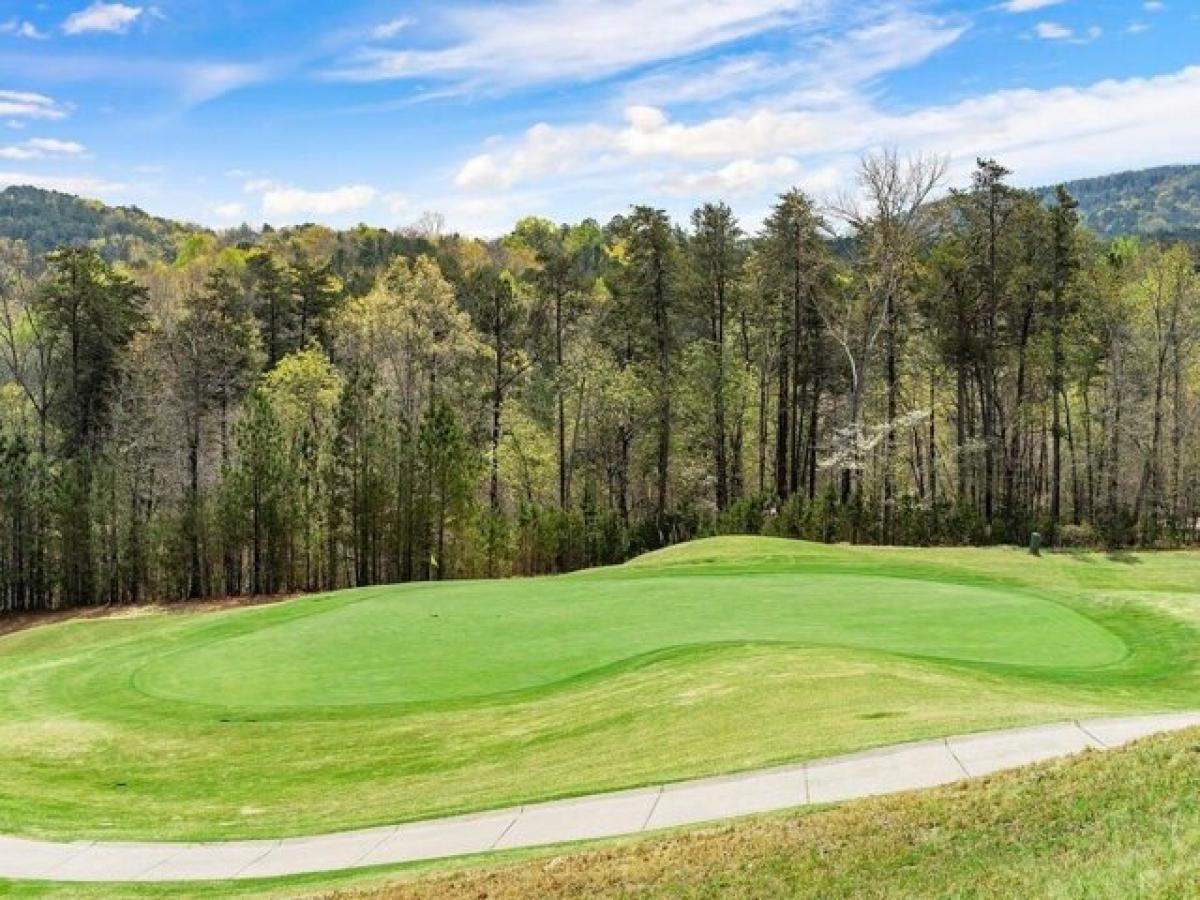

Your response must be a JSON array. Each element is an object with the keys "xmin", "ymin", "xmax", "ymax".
[
  {"xmin": 136, "ymin": 569, "xmax": 1121, "ymax": 709},
  {"xmin": 0, "ymin": 537, "xmax": 1198, "ymax": 842}
]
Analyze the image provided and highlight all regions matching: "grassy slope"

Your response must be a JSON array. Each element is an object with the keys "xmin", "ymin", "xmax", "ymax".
[
  {"xmin": 349, "ymin": 725, "xmax": 1200, "ymax": 900},
  {"xmin": 5, "ymin": 727, "xmax": 1199, "ymax": 899},
  {"xmin": 0, "ymin": 538, "xmax": 1198, "ymax": 842}
]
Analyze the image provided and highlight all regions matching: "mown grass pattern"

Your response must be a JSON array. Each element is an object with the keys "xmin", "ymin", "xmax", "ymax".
[{"xmin": 0, "ymin": 537, "xmax": 1197, "ymax": 843}]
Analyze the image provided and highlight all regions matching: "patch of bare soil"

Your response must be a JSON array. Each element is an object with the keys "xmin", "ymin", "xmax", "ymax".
[{"xmin": 0, "ymin": 592, "xmax": 298, "ymax": 638}]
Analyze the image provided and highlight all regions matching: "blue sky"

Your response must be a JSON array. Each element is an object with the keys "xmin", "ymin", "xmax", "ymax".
[{"xmin": 0, "ymin": 0, "xmax": 1197, "ymax": 233}]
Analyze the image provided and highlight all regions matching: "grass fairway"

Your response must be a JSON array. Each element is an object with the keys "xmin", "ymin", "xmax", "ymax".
[{"xmin": 1, "ymin": 537, "xmax": 1199, "ymax": 842}]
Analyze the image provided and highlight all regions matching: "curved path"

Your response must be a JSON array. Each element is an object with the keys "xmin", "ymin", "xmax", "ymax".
[{"xmin": 4, "ymin": 713, "xmax": 1198, "ymax": 884}]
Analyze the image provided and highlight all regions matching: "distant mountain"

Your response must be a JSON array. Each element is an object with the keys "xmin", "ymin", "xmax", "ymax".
[
  {"xmin": 1036, "ymin": 165, "xmax": 1200, "ymax": 240},
  {"xmin": 2, "ymin": 166, "xmax": 1199, "ymax": 260},
  {"xmin": 0, "ymin": 185, "xmax": 205, "ymax": 263}
]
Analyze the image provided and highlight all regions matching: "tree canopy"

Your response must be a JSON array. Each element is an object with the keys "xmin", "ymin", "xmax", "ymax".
[{"xmin": 2, "ymin": 157, "xmax": 1199, "ymax": 613}]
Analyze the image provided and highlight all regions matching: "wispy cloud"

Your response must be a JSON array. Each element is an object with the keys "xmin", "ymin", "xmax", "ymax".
[
  {"xmin": 178, "ymin": 62, "xmax": 273, "ymax": 106},
  {"xmin": 1033, "ymin": 21, "xmax": 1101, "ymax": 42},
  {"xmin": 0, "ymin": 90, "xmax": 70, "ymax": 121},
  {"xmin": 621, "ymin": 8, "xmax": 965, "ymax": 108},
  {"xmin": 0, "ymin": 171, "xmax": 126, "ymax": 196},
  {"xmin": 1000, "ymin": 0, "xmax": 1066, "ymax": 12},
  {"xmin": 453, "ymin": 7, "xmax": 969, "ymax": 194},
  {"xmin": 1, "ymin": 18, "xmax": 49, "ymax": 39},
  {"xmin": 0, "ymin": 54, "xmax": 272, "ymax": 109},
  {"xmin": 1033, "ymin": 21, "xmax": 1072, "ymax": 39},
  {"xmin": 328, "ymin": 0, "xmax": 830, "ymax": 90},
  {"xmin": 63, "ymin": 3, "xmax": 145, "ymax": 35},
  {"xmin": 0, "ymin": 137, "xmax": 88, "ymax": 160},
  {"xmin": 371, "ymin": 17, "xmax": 413, "ymax": 40}
]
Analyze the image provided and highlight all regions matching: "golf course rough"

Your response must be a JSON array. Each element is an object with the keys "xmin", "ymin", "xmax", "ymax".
[{"xmin": 1, "ymin": 536, "xmax": 1198, "ymax": 843}]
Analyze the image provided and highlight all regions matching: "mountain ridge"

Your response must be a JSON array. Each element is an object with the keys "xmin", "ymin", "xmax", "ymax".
[
  {"xmin": 1033, "ymin": 163, "xmax": 1200, "ymax": 240},
  {"xmin": 3, "ymin": 163, "xmax": 1199, "ymax": 262},
  {"xmin": 0, "ymin": 184, "xmax": 206, "ymax": 262}
]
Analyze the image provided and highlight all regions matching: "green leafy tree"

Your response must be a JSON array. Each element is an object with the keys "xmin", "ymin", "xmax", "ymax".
[
  {"xmin": 233, "ymin": 388, "xmax": 289, "ymax": 595},
  {"xmin": 612, "ymin": 207, "xmax": 677, "ymax": 520},
  {"xmin": 1047, "ymin": 186, "xmax": 1081, "ymax": 542},
  {"xmin": 37, "ymin": 247, "xmax": 145, "ymax": 604},
  {"xmin": 759, "ymin": 190, "xmax": 829, "ymax": 502},
  {"xmin": 166, "ymin": 266, "xmax": 260, "ymax": 597},
  {"xmin": 418, "ymin": 399, "xmax": 480, "ymax": 580}
]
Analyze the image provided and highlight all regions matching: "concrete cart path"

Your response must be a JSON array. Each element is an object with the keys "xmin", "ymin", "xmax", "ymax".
[{"xmin": 3, "ymin": 712, "xmax": 1198, "ymax": 884}]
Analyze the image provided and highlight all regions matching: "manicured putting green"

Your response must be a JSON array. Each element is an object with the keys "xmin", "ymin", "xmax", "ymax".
[
  {"xmin": 136, "ymin": 573, "xmax": 1124, "ymax": 709},
  {"xmin": 0, "ymin": 536, "xmax": 1196, "ymax": 842}
]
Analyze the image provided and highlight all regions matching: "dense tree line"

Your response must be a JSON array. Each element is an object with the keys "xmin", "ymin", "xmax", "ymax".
[{"xmin": 2, "ymin": 155, "xmax": 1199, "ymax": 613}]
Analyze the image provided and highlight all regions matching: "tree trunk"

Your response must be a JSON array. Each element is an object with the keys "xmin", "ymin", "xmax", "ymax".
[
  {"xmin": 713, "ymin": 269, "xmax": 729, "ymax": 513},
  {"xmin": 555, "ymin": 285, "xmax": 569, "ymax": 510},
  {"xmin": 775, "ymin": 317, "xmax": 790, "ymax": 500},
  {"xmin": 883, "ymin": 292, "xmax": 898, "ymax": 543}
]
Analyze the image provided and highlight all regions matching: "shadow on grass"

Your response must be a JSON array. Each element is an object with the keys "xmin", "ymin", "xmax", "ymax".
[{"xmin": 1055, "ymin": 548, "xmax": 1143, "ymax": 566}]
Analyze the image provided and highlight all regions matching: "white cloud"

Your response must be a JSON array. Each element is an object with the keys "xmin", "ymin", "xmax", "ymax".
[
  {"xmin": 330, "ymin": 0, "xmax": 829, "ymax": 89},
  {"xmin": 1, "ymin": 19, "xmax": 49, "ymax": 39},
  {"xmin": 0, "ymin": 171, "xmax": 126, "ymax": 196},
  {"xmin": 210, "ymin": 201, "xmax": 246, "ymax": 220},
  {"xmin": 0, "ymin": 90, "xmax": 69, "ymax": 121},
  {"xmin": 248, "ymin": 182, "xmax": 379, "ymax": 220},
  {"xmin": 659, "ymin": 156, "xmax": 800, "ymax": 196},
  {"xmin": 63, "ymin": 2, "xmax": 144, "ymax": 35},
  {"xmin": 455, "ymin": 155, "xmax": 506, "ymax": 190},
  {"xmin": 451, "ymin": 65, "xmax": 1200, "ymax": 211},
  {"xmin": 455, "ymin": 119, "xmax": 612, "ymax": 190},
  {"xmin": 1033, "ymin": 21, "xmax": 1073, "ymax": 39},
  {"xmin": 455, "ymin": 7, "xmax": 967, "ymax": 196},
  {"xmin": 1033, "ymin": 21, "xmax": 1100, "ymax": 42},
  {"xmin": 371, "ymin": 17, "xmax": 413, "ymax": 40},
  {"xmin": 1000, "ymin": 0, "xmax": 1066, "ymax": 12},
  {"xmin": 242, "ymin": 177, "xmax": 282, "ymax": 194},
  {"xmin": 0, "ymin": 137, "xmax": 88, "ymax": 160}
]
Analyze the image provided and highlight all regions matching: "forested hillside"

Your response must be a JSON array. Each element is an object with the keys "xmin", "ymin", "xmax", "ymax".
[
  {"xmin": 0, "ymin": 185, "xmax": 203, "ymax": 263},
  {"xmin": 1039, "ymin": 165, "xmax": 1200, "ymax": 240},
  {"xmin": 3, "ymin": 163, "xmax": 1196, "ymax": 264},
  {"xmin": 2, "ymin": 155, "xmax": 1199, "ymax": 613}
]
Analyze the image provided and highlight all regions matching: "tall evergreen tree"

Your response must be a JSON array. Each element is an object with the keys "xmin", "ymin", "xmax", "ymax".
[
  {"xmin": 689, "ymin": 202, "xmax": 744, "ymax": 512},
  {"xmin": 37, "ymin": 248, "xmax": 145, "ymax": 604},
  {"xmin": 620, "ymin": 207, "xmax": 676, "ymax": 520}
]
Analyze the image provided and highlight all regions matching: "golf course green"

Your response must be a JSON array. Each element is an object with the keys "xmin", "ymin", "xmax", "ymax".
[{"xmin": 2, "ymin": 537, "xmax": 1198, "ymax": 843}]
